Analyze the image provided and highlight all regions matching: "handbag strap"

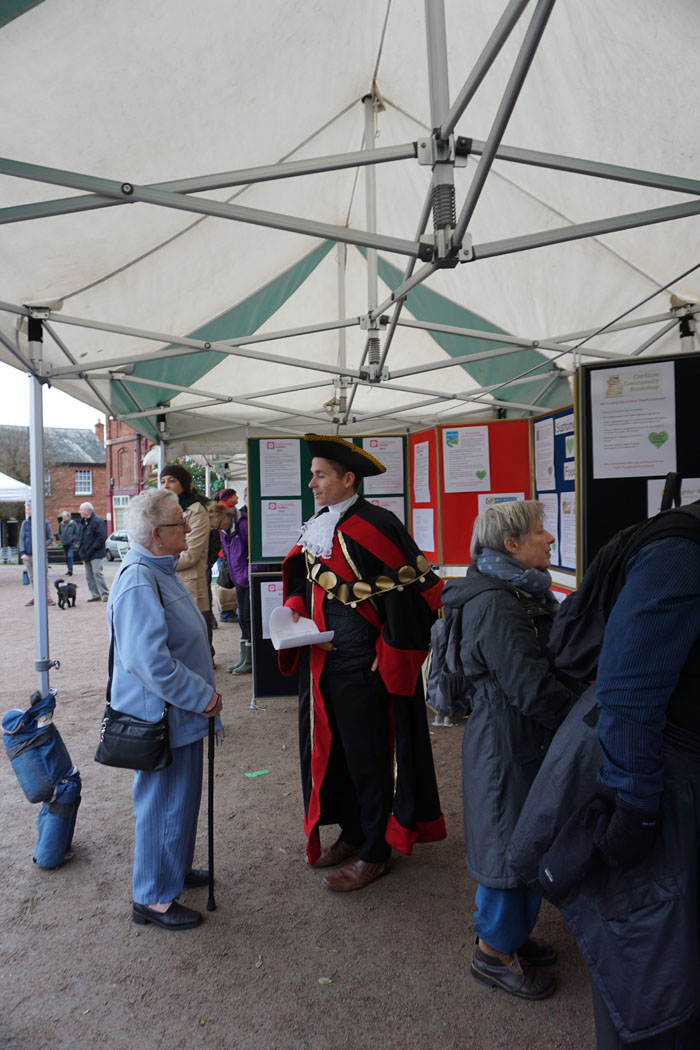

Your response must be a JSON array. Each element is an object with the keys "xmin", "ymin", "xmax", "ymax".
[{"xmin": 106, "ymin": 561, "xmax": 167, "ymax": 710}]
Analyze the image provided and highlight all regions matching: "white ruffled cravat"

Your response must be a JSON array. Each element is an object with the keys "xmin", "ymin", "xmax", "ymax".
[{"xmin": 298, "ymin": 493, "xmax": 359, "ymax": 559}]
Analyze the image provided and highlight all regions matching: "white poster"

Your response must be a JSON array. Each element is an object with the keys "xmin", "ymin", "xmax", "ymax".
[
  {"xmin": 559, "ymin": 492, "xmax": 576, "ymax": 569},
  {"xmin": 442, "ymin": 426, "xmax": 491, "ymax": 493},
  {"xmin": 477, "ymin": 492, "xmax": 525, "ymax": 514},
  {"xmin": 554, "ymin": 413, "xmax": 574, "ymax": 437},
  {"xmin": 412, "ymin": 508, "xmax": 435, "ymax": 553},
  {"xmin": 591, "ymin": 362, "xmax": 676, "ymax": 479},
  {"xmin": 647, "ymin": 477, "xmax": 700, "ymax": 517},
  {"xmin": 563, "ymin": 461, "xmax": 576, "ymax": 482},
  {"xmin": 538, "ymin": 492, "xmax": 560, "ymax": 568},
  {"xmin": 260, "ymin": 580, "xmax": 285, "ymax": 639},
  {"xmin": 413, "ymin": 441, "xmax": 431, "ymax": 504},
  {"xmin": 534, "ymin": 418, "xmax": 555, "ymax": 490},
  {"xmin": 260, "ymin": 439, "xmax": 301, "ymax": 497},
  {"xmin": 366, "ymin": 496, "xmax": 405, "ymax": 524},
  {"xmin": 260, "ymin": 499, "xmax": 302, "ymax": 557},
  {"xmin": 362, "ymin": 437, "xmax": 404, "ymax": 495}
]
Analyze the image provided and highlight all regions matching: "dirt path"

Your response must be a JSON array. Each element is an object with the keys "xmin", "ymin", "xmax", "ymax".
[{"xmin": 0, "ymin": 562, "xmax": 595, "ymax": 1050}]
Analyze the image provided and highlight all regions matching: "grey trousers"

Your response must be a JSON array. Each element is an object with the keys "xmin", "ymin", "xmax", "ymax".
[{"xmin": 84, "ymin": 557, "xmax": 109, "ymax": 598}]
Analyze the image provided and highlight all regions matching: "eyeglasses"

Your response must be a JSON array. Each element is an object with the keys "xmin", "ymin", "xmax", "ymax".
[{"xmin": 158, "ymin": 521, "xmax": 187, "ymax": 528}]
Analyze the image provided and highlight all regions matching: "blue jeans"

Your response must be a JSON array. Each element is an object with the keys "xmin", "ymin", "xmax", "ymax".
[
  {"xmin": 236, "ymin": 585, "xmax": 251, "ymax": 641},
  {"xmin": 63, "ymin": 545, "xmax": 74, "ymax": 573},
  {"xmin": 473, "ymin": 883, "xmax": 542, "ymax": 954}
]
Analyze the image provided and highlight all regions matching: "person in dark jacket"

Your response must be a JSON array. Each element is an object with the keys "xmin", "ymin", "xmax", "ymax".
[
  {"xmin": 78, "ymin": 501, "xmax": 109, "ymax": 602},
  {"xmin": 57, "ymin": 511, "xmax": 79, "ymax": 576},
  {"xmin": 19, "ymin": 500, "xmax": 55, "ymax": 607},
  {"xmin": 442, "ymin": 500, "xmax": 580, "ymax": 1001}
]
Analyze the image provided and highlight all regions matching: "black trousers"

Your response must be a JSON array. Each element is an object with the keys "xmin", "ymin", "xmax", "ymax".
[
  {"xmin": 319, "ymin": 660, "xmax": 393, "ymax": 863},
  {"xmin": 592, "ymin": 982, "xmax": 700, "ymax": 1049}
]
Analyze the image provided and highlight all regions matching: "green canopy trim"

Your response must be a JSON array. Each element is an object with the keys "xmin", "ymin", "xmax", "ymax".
[
  {"xmin": 370, "ymin": 251, "xmax": 571, "ymax": 413},
  {"xmin": 110, "ymin": 239, "xmax": 335, "ymax": 431}
]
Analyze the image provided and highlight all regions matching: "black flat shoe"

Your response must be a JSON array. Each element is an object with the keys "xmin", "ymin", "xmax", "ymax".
[
  {"xmin": 132, "ymin": 900, "xmax": 202, "ymax": 930},
  {"xmin": 470, "ymin": 946, "xmax": 555, "ymax": 1000},
  {"xmin": 183, "ymin": 868, "xmax": 209, "ymax": 888}
]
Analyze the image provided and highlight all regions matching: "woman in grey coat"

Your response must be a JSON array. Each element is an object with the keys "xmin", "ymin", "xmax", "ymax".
[{"xmin": 441, "ymin": 501, "xmax": 580, "ymax": 1001}]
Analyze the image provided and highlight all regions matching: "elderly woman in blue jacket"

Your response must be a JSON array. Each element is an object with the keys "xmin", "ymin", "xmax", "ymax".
[{"xmin": 108, "ymin": 488, "xmax": 223, "ymax": 931}]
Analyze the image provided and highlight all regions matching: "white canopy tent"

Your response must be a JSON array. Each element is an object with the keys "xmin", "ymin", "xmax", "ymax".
[
  {"xmin": 0, "ymin": 470, "xmax": 31, "ymax": 504},
  {"xmin": 2, "ymin": 0, "xmax": 700, "ymax": 688}
]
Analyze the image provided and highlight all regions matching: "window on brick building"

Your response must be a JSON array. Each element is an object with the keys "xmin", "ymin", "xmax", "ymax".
[
  {"xmin": 44, "ymin": 471, "xmax": 51, "ymax": 496},
  {"xmin": 113, "ymin": 495, "xmax": 129, "ymax": 530},
  {"xmin": 75, "ymin": 469, "xmax": 93, "ymax": 495}
]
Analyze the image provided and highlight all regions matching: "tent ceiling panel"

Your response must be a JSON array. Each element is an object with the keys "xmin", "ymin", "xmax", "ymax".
[{"xmin": 1, "ymin": 0, "xmax": 699, "ymax": 447}]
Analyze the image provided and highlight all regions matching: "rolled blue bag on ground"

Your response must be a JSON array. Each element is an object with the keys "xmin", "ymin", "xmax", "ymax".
[{"xmin": 2, "ymin": 690, "xmax": 81, "ymax": 868}]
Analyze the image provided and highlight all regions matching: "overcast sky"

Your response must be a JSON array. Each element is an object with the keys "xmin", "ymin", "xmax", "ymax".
[{"xmin": 0, "ymin": 361, "xmax": 105, "ymax": 431}]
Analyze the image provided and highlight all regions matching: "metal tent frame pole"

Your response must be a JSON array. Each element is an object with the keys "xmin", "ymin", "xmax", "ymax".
[{"xmin": 27, "ymin": 317, "xmax": 54, "ymax": 695}]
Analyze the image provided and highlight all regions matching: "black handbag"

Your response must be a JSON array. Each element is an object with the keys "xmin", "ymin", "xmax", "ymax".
[
  {"xmin": 217, "ymin": 551, "xmax": 234, "ymax": 590},
  {"xmin": 94, "ymin": 567, "xmax": 172, "ymax": 771}
]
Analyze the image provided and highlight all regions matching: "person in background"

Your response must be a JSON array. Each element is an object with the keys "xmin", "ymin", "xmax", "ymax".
[
  {"xmin": 20, "ymin": 500, "xmax": 55, "ymax": 607},
  {"xmin": 210, "ymin": 497, "xmax": 252, "ymax": 675},
  {"xmin": 78, "ymin": 501, "xmax": 110, "ymax": 603},
  {"xmin": 57, "ymin": 511, "xmax": 78, "ymax": 576},
  {"xmin": 214, "ymin": 487, "xmax": 237, "ymax": 509},
  {"xmin": 160, "ymin": 464, "xmax": 213, "ymax": 660},
  {"xmin": 441, "ymin": 501, "xmax": 580, "ymax": 1001},
  {"xmin": 107, "ymin": 488, "xmax": 222, "ymax": 930},
  {"xmin": 280, "ymin": 434, "xmax": 446, "ymax": 892}
]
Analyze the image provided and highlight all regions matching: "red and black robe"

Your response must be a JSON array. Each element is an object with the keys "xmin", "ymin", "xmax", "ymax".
[{"xmin": 280, "ymin": 497, "xmax": 446, "ymax": 865}]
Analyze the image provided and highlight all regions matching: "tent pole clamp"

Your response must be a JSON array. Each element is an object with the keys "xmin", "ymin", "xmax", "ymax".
[{"xmin": 35, "ymin": 659, "xmax": 60, "ymax": 673}]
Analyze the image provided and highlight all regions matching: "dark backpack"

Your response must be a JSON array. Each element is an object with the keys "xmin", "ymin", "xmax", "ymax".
[
  {"xmin": 425, "ymin": 611, "xmax": 474, "ymax": 720},
  {"xmin": 207, "ymin": 528, "xmax": 221, "ymax": 569},
  {"xmin": 549, "ymin": 502, "xmax": 700, "ymax": 680}
]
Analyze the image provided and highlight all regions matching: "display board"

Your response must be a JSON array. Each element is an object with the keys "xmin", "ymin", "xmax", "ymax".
[
  {"xmin": 247, "ymin": 435, "xmax": 408, "ymax": 564},
  {"xmin": 250, "ymin": 571, "xmax": 298, "ymax": 701},
  {"xmin": 531, "ymin": 405, "xmax": 576, "ymax": 575},
  {"xmin": 436, "ymin": 420, "xmax": 533, "ymax": 565},
  {"xmin": 578, "ymin": 351, "xmax": 700, "ymax": 570},
  {"xmin": 408, "ymin": 428, "xmax": 441, "ymax": 562}
]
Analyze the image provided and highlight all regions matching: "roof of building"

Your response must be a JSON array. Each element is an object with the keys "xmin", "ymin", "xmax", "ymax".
[{"xmin": 0, "ymin": 425, "xmax": 106, "ymax": 465}]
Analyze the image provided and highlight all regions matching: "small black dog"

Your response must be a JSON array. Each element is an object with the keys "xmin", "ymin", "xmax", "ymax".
[{"xmin": 54, "ymin": 578, "xmax": 77, "ymax": 610}]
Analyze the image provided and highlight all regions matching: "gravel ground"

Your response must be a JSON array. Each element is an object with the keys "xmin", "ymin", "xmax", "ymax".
[{"xmin": 0, "ymin": 560, "xmax": 596, "ymax": 1050}]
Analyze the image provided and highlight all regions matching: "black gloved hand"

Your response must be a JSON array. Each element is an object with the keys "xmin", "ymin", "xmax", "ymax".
[
  {"xmin": 538, "ymin": 794, "xmax": 612, "ymax": 903},
  {"xmin": 595, "ymin": 796, "xmax": 661, "ymax": 869}
]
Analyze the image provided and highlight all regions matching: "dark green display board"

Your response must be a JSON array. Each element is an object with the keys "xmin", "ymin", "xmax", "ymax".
[
  {"xmin": 247, "ymin": 436, "xmax": 408, "ymax": 564},
  {"xmin": 578, "ymin": 351, "xmax": 700, "ymax": 572}
]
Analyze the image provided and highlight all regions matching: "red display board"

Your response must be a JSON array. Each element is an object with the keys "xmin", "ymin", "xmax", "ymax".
[
  {"xmin": 438, "ymin": 420, "xmax": 533, "ymax": 564},
  {"xmin": 408, "ymin": 428, "xmax": 440, "ymax": 561}
]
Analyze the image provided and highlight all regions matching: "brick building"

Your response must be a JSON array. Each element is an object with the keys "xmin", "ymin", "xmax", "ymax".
[
  {"xmin": 105, "ymin": 417, "xmax": 154, "ymax": 531},
  {"xmin": 0, "ymin": 423, "xmax": 107, "ymax": 534},
  {"xmin": 0, "ymin": 419, "xmax": 154, "ymax": 546}
]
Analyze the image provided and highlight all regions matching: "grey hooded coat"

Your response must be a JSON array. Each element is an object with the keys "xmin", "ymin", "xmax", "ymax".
[{"xmin": 442, "ymin": 565, "xmax": 579, "ymax": 888}]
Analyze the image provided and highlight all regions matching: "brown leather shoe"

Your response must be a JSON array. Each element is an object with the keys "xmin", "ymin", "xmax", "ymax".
[
  {"xmin": 322, "ymin": 858, "xmax": 392, "ymax": 892},
  {"xmin": 313, "ymin": 837, "xmax": 359, "ymax": 868},
  {"xmin": 470, "ymin": 945, "xmax": 555, "ymax": 1000}
]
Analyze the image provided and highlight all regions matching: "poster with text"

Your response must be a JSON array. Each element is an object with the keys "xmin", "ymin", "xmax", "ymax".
[
  {"xmin": 442, "ymin": 425, "xmax": 491, "ymax": 493},
  {"xmin": 261, "ymin": 499, "xmax": 302, "ymax": 557},
  {"xmin": 412, "ymin": 508, "xmax": 435, "ymax": 553},
  {"xmin": 362, "ymin": 437, "xmax": 404, "ymax": 495},
  {"xmin": 534, "ymin": 418, "xmax": 555, "ymax": 490},
  {"xmin": 647, "ymin": 477, "xmax": 700, "ymax": 517},
  {"xmin": 260, "ymin": 439, "xmax": 301, "ymax": 497},
  {"xmin": 260, "ymin": 580, "xmax": 285, "ymax": 639},
  {"xmin": 477, "ymin": 492, "xmax": 525, "ymax": 514},
  {"xmin": 590, "ymin": 362, "xmax": 676, "ymax": 479},
  {"xmin": 559, "ymin": 493, "xmax": 576, "ymax": 569},
  {"xmin": 366, "ymin": 496, "xmax": 405, "ymax": 524},
  {"xmin": 538, "ymin": 492, "xmax": 560, "ymax": 568},
  {"xmin": 413, "ymin": 441, "xmax": 431, "ymax": 503}
]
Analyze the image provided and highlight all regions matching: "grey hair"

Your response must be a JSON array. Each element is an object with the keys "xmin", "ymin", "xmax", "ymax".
[
  {"xmin": 470, "ymin": 500, "xmax": 545, "ymax": 559},
  {"xmin": 125, "ymin": 488, "xmax": 179, "ymax": 546},
  {"xmin": 79, "ymin": 501, "xmax": 94, "ymax": 514}
]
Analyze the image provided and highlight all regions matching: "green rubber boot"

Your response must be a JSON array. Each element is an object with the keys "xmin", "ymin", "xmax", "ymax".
[
  {"xmin": 232, "ymin": 641, "xmax": 252, "ymax": 675},
  {"xmin": 227, "ymin": 640, "xmax": 246, "ymax": 673}
]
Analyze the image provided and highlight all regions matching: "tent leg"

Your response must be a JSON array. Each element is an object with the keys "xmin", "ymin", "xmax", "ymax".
[{"xmin": 27, "ymin": 318, "xmax": 52, "ymax": 695}]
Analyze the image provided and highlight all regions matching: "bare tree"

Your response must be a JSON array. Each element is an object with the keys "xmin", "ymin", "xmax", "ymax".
[{"xmin": 0, "ymin": 426, "xmax": 57, "ymax": 484}]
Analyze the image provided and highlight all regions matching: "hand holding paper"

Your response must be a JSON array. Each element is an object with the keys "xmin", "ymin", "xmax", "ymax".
[{"xmin": 269, "ymin": 606, "xmax": 334, "ymax": 651}]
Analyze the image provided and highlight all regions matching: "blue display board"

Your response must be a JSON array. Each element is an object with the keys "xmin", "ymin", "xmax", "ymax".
[{"xmin": 532, "ymin": 405, "xmax": 576, "ymax": 575}]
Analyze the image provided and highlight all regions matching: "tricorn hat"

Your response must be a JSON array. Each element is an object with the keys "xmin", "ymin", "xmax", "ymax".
[{"xmin": 304, "ymin": 433, "xmax": 386, "ymax": 478}]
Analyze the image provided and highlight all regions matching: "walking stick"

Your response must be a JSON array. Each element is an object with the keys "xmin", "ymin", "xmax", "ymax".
[{"xmin": 206, "ymin": 717, "xmax": 216, "ymax": 911}]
